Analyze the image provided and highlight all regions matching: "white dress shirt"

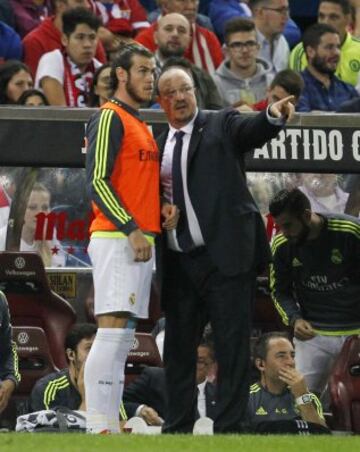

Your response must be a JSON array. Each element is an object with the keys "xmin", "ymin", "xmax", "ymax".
[
  {"xmin": 160, "ymin": 107, "xmax": 284, "ymax": 251},
  {"xmin": 197, "ymin": 379, "xmax": 207, "ymax": 418},
  {"xmin": 160, "ymin": 110, "xmax": 205, "ymax": 252}
]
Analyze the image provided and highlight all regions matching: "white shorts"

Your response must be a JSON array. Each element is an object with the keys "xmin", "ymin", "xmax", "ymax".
[
  {"xmin": 88, "ymin": 237, "xmax": 154, "ymax": 318},
  {"xmin": 294, "ymin": 335, "xmax": 348, "ymax": 395}
]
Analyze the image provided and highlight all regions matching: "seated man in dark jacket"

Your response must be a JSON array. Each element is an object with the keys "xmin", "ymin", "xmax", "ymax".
[
  {"xmin": 30, "ymin": 323, "xmax": 97, "ymax": 412},
  {"xmin": 246, "ymin": 332, "xmax": 328, "ymax": 434},
  {"xmin": 124, "ymin": 339, "xmax": 216, "ymax": 425},
  {"xmin": 0, "ymin": 291, "xmax": 20, "ymax": 414}
]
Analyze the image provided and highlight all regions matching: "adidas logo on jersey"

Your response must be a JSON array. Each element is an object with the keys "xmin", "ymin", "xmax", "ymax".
[
  {"xmin": 256, "ymin": 406, "xmax": 268, "ymax": 416},
  {"xmin": 292, "ymin": 257, "xmax": 302, "ymax": 267}
]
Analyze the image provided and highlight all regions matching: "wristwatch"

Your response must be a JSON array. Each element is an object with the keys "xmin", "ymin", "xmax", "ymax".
[{"xmin": 295, "ymin": 393, "xmax": 313, "ymax": 406}]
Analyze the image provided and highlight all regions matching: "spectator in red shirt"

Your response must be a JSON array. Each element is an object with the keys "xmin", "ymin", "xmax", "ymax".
[
  {"xmin": 135, "ymin": 0, "xmax": 223, "ymax": 73},
  {"xmin": 22, "ymin": 0, "xmax": 106, "ymax": 77},
  {"xmin": 97, "ymin": 0, "xmax": 149, "ymax": 36}
]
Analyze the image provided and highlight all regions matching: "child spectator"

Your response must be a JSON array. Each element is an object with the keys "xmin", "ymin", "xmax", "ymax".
[{"xmin": 17, "ymin": 87, "xmax": 49, "ymax": 105}]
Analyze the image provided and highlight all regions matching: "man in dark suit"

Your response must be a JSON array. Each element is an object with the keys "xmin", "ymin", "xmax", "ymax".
[
  {"xmin": 156, "ymin": 67, "xmax": 294, "ymax": 434},
  {"xmin": 123, "ymin": 340, "xmax": 216, "ymax": 425}
]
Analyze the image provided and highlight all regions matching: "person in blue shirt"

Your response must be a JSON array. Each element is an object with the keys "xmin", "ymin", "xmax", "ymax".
[
  {"xmin": 139, "ymin": 0, "xmax": 158, "ymax": 12},
  {"xmin": 296, "ymin": 23, "xmax": 358, "ymax": 112},
  {"xmin": 0, "ymin": 20, "xmax": 22, "ymax": 62},
  {"xmin": 209, "ymin": 0, "xmax": 301, "ymax": 47},
  {"xmin": 147, "ymin": 0, "xmax": 214, "ymax": 31},
  {"xmin": 289, "ymin": 0, "xmax": 319, "ymax": 31}
]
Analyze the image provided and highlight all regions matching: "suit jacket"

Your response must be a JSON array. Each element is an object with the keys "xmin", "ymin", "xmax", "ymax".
[
  {"xmin": 157, "ymin": 108, "xmax": 283, "ymax": 277},
  {"xmin": 123, "ymin": 366, "xmax": 217, "ymax": 420}
]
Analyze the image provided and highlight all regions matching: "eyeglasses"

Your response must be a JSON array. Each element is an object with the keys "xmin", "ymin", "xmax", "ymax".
[
  {"xmin": 227, "ymin": 40, "xmax": 258, "ymax": 50},
  {"xmin": 262, "ymin": 6, "xmax": 290, "ymax": 16},
  {"xmin": 161, "ymin": 85, "xmax": 195, "ymax": 100}
]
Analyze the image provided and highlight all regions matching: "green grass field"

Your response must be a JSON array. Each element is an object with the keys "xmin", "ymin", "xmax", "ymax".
[{"xmin": 1, "ymin": 434, "xmax": 359, "ymax": 452}]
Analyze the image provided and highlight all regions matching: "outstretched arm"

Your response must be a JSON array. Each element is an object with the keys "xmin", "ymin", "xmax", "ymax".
[{"xmin": 227, "ymin": 96, "xmax": 294, "ymax": 150}]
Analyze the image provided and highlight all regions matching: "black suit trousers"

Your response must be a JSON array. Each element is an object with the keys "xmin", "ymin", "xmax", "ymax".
[{"xmin": 162, "ymin": 248, "xmax": 255, "ymax": 433}]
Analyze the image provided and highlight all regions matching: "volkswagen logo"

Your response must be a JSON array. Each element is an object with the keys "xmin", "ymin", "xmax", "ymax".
[
  {"xmin": 17, "ymin": 331, "xmax": 29, "ymax": 344},
  {"xmin": 132, "ymin": 337, "xmax": 139, "ymax": 350},
  {"xmin": 14, "ymin": 257, "xmax": 26, "ymax": 269}
]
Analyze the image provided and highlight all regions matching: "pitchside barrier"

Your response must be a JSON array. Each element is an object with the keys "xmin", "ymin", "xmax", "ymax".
[{"xmin": 0, "ymin": 107, "xmax": 360, "ymax": 170}]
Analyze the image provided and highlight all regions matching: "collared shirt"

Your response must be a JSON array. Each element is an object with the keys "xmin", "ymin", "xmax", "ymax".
[
  {"xmin": 160, "ymin": 107, "xmax": 284, "ymax": 252},
  {"xmin": 197, "ymin": 379, "xmax": 207, "ymax": 418},
  {"xmin": 297, "ymin": 69, "xmax": 359, "ymax": 112},
  {"xmin": 160, "ymin": 109, "xmax": 205, "ymax": 251},
  {"xmin": 256, "ymin": 29, "xmax": 289, "ymax": 74}
]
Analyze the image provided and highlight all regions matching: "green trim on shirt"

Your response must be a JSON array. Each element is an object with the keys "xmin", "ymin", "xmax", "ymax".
[{"xmin": 91, "ymin": 231, "xmax": 155, "ymax": 245}]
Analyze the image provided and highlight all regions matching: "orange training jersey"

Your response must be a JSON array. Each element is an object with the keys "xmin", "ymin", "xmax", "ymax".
[{"xmin": 86, "ymin": 98, "xmax": 160, "ymax": 236}]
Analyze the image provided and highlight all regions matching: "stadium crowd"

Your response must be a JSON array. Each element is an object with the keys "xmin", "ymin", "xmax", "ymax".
[{"xmin": 0, "ymin": 0, "xmax": 359, "ymax": 436}]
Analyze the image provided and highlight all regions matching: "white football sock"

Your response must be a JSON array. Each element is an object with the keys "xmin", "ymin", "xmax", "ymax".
[
  {"xmin": 84, "ymin": 328, "xmax": 133, "ymax": 434},
  {"xmin": 108, "ymin": 328, "xmax": 135, "ymax": 433}
]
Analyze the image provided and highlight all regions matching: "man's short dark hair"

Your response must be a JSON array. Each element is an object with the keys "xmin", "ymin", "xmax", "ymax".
[
  {"xmin": 161, "ymin": 56, "xmax": 196, "ymax": 84},
  {"xmin": 62, "ymin": 7, "xmax": 101, "ymax": 37},
  {"xmin": 319, "ymin": 0, "xmax": 351, "ymax": 16},
  {"xmin": 224, "ymin": 17, "xmax": 256, "ymax": 44},
  {"xmin": 109, "ymin": 43, "xmax": 154, "ymax": 91},
  {"xmin": 253, "ymin": 332, "xmax": 291, "ymax": 361},
  {"xmin": 249, "ymin": 0, "xmax": 272, "ymax": 10},
  {"xmin": 269, "ymin": 188, "xmax": 311, "ymax": 218},
  {"xmin": 162, "ymin": 56, "xmax": 193, "ymax": 73},
  {"xmin": 269, "ymin": 69, "xmax": 304, "ymax": 99},
  {"xmin": 64, "ymin": 323, "xmax": 97, "ymax": 357},
  {"xmin": 302, "ymin": 23, "xmax": 339, "ymax": 52}
]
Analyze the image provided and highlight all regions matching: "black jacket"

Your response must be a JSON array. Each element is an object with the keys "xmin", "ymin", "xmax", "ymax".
[
  {"xmin": 123, "ymin": 366, "xmax": 217, "ymax": 420},
  {"xmin": 157, "ymin": 108, "xmax": 283, "ymax": 276},
  {"xmin": 0, "ymin": 291, "xmax": 20, "ymax": 386}
]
